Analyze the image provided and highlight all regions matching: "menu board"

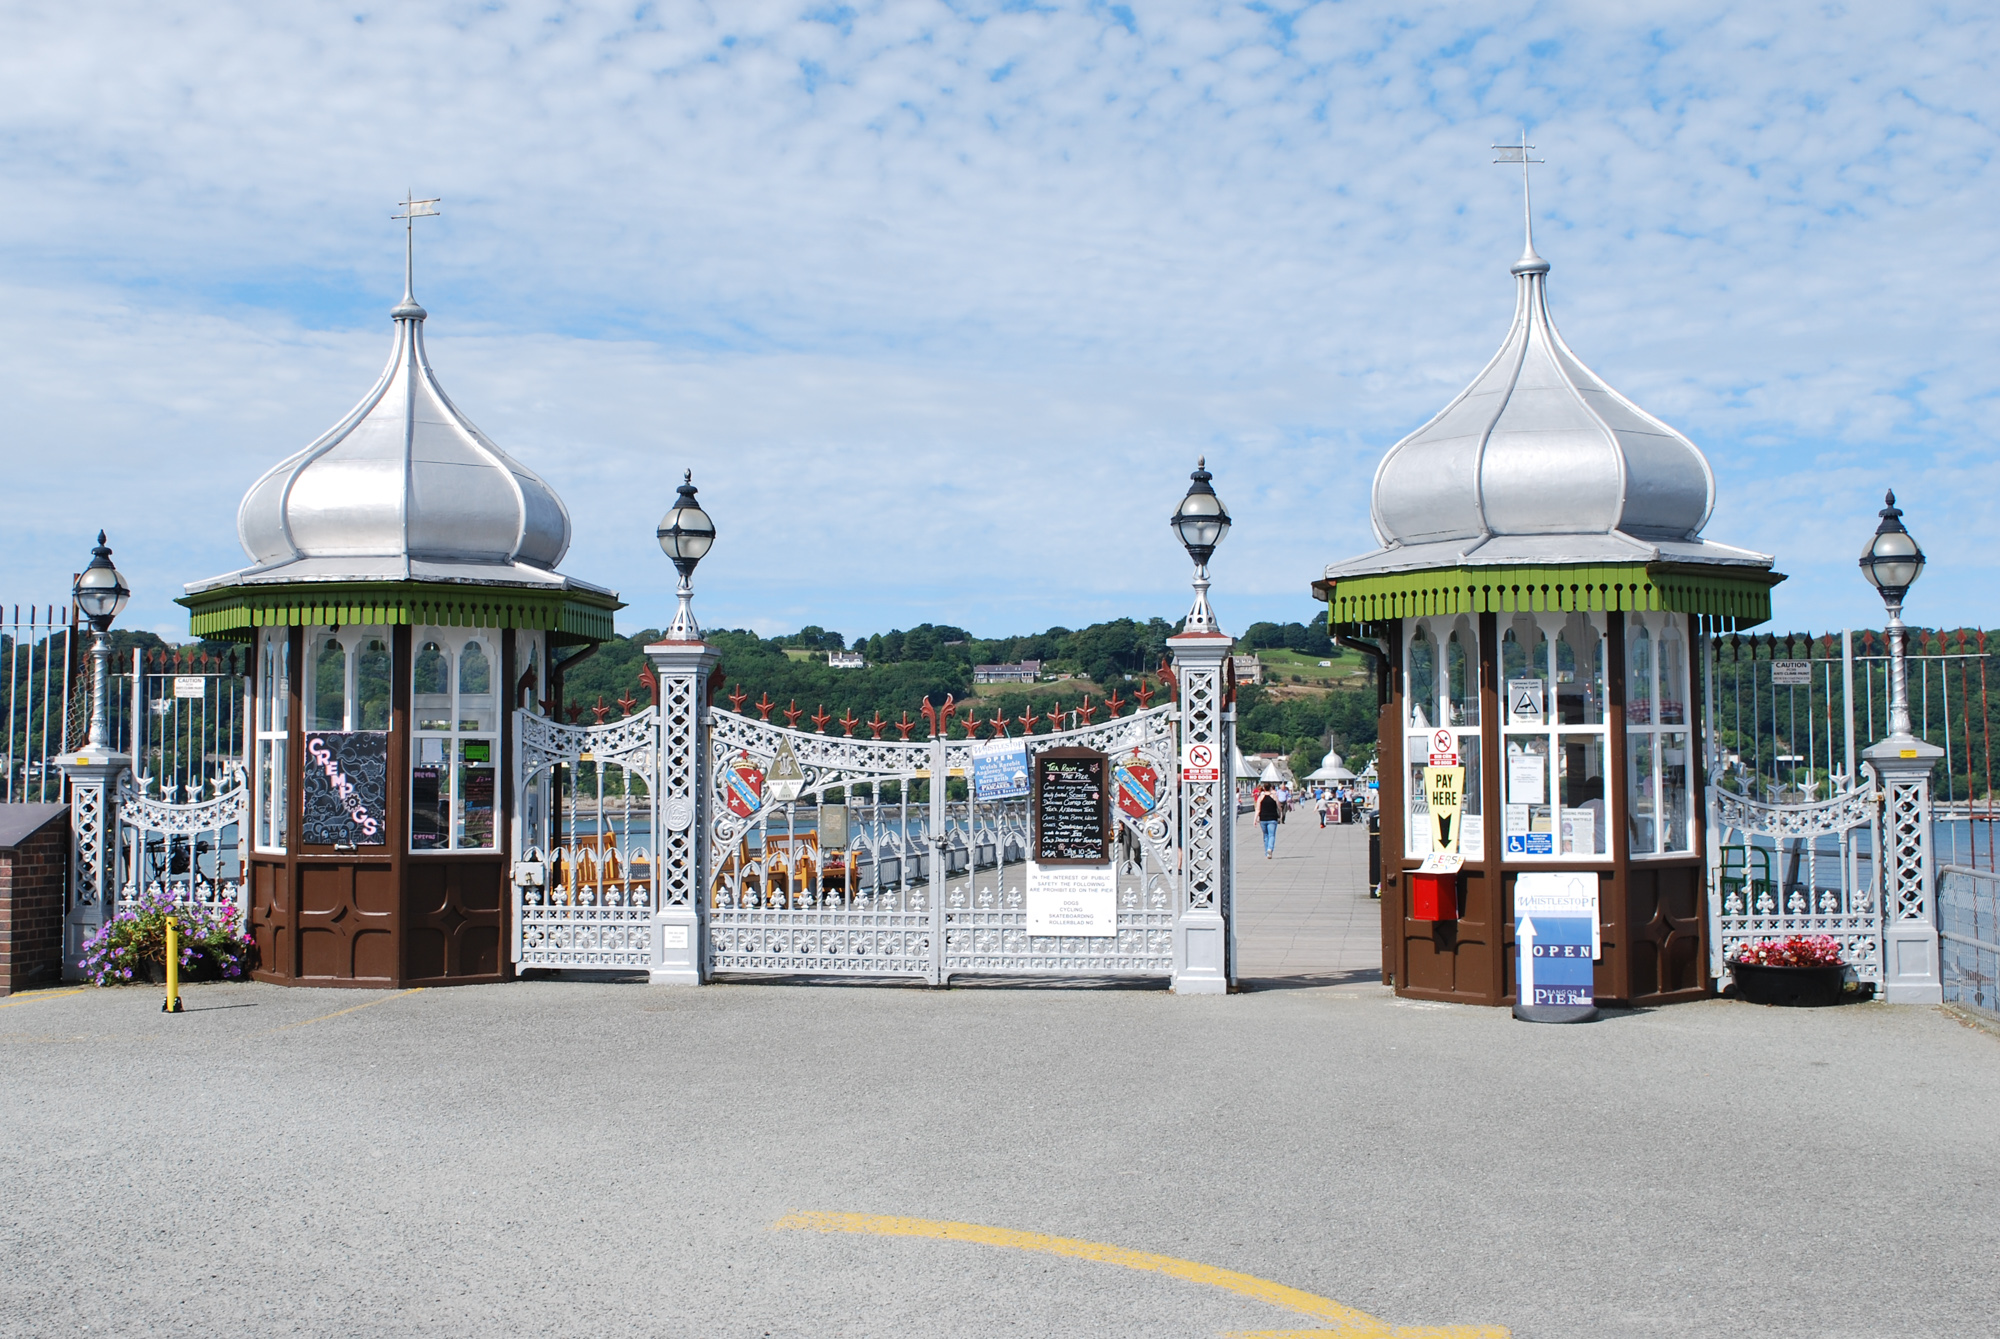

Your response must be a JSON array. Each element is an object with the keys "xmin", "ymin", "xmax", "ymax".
[
  {"xmin": 301, "ymin": 731, "xmax": 389, "ymax": 847},
  {"xmin": 1032, "ymin": 747, "xmax": 1111, "ymax": 865}
]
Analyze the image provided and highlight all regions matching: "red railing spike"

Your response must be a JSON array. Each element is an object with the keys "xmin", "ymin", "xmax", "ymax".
[
  {"xmin": 895, "ymin": 712, "xmax": 916, "ymax": 740},
  {"xmin": 839, "ymin": 710, "xmax": 861, "ymax": 737},
  {"xmin": 591, "ymin": 695, "xmax": 611, "ymax": 724},
  {"xmin": 616, "ymin": 691, "xmax": 638, "ymax": 717},
  {"xmin": 1135, "ymin": 680, "xmax": 1154, "ymax": 709},
  {"xmin": 1106, "ymin": 688, "xmax": 1126, "ymax": 716},
  {"xmin": 811, "ymin": 705, "xmax": 831, "ymax": 733},
  {"xmin": 1017, "ymin": 707, "xmax": 1040, "ymax": 734},
  {"xmin": 986, "ymin": 710, "xmax": 1009, "ymax": 738},
  {"xmin": 1077, "ymin": 696, "xmax": 1097, "ymax": 725},
  {"xmin": 868, "ymin": 712, "xmax": 888, "ymax": 739},
  {"xmin": 755, "ymin": 693, "xmax": 775, "ymax": 721},
  {"xmin": 727, "ymin": 684, "xmax": 748, "ymax": 713},
  {"xmin": 783, "ymin": 700, "xmax": 804, "ymax": 729}
]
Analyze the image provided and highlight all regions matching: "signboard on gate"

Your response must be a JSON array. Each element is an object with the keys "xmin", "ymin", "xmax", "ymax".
[
  {"xmin": 1423, "ymin": 765, "xmax": 1465, "ymax": 853},
  {"xmin": 1181, "ymin": 740, "xmax": 1220, "ymax": 782},
  {"xmin": 971, "ymin": 740, "xmax": 1029, "ymax": 799},
  {"xmin": 173, "ymin": 675, "xmax": 205, "ymax": 700},
  {"xmin": 1025, "ymin": 862, "xmax": 1117, "ymax": 936},
  {"xmin": 1513, "ymin": 871, "xmax": 1600, "ymax": 1022},
  {"xmin": 1771, "ymin": 660, "xmax": 1812, "ymax": 685}
]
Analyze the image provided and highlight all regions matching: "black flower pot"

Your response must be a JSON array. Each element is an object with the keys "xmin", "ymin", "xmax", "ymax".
[{"xmin": 1729, "ymin": 961, "xmax": 1847, "ymax": 1007}]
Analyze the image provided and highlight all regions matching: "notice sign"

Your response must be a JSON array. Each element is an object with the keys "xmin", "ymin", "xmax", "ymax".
[
  {"xmin": 1771, "ymin": 660, "xmax": 1813, "ymax": 686},
  {"xmin": 300, "ymin": 731, "xmax": 389, "ymax": 847},
  {"xmin": 1025, "ymin": 862, "xmax": 1117, "ymax": 936},
  {"xmin": 1033, "ymin": 748, "xmax": 1111, "ymax": 864},
  {"xmin": 1423, "ymin": 765, "xmax": 1465, "ymax": 854},
  {"xmin": 1514, "ymin": 871, "xmax": 1601, "ymax": 1021},
  {"xmin": 972, "ymin": 740, "xmax": 1029, "ymax": 799},
  {"xmin": 172, "ymin": 675, "xmax": 205, "ymax": 700},
  {"xmin": 1181, "ymin": 740, "xmax": 1220, "ymax": 782},
  {"xmin": 1507, "ymin": 677, "xmax": 1545, "ymax": 723},
  {"xmin": 1427, "ymin": 728, "xmax": 1458, "ymax": 767}
]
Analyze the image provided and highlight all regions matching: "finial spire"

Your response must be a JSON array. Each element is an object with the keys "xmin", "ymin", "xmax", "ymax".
[
  {"xmin": 1492, "ymin": 130, "xmax": 1547, "ymax": 275},
  {"xmin": 391, "ymin": 192, "xmax": 441, "ymax": 317}
]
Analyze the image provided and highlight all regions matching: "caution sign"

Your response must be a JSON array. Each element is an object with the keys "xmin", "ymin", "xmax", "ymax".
[
  {"xmin": 1424, "ymin": 765, "xmax": 1465, "ymax": 854},
  {"xmin": 767, "ymin": 738, "xmax": 806, "ymax": 805},
  {"xmin": 1507, "ymin": 677, "xmax": 1544, "ymax": 724}
]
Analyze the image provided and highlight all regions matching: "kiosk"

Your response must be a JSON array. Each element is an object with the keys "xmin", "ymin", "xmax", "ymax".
[
  {"xmin": 1319, "ymin": 231, "xmax": 1781, "ymax": 1009},
  {"xmin": 179, "ymin": 278, "xmax": 619, "ymax": 987}
]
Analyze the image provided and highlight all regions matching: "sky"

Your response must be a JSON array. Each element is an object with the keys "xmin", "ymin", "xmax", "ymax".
[{"xmin": 1, "ymin": 0, "xmax": 1995, "ymax": 644}]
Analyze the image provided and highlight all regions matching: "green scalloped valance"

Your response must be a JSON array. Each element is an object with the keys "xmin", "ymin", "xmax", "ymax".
[
  {"xmin": 177, "ymin": 581, "xmax": 622, "ymax": 644},
  {"xmin": 1316, "ymin": 562, "xmax": 1782, "ymax": 632}
]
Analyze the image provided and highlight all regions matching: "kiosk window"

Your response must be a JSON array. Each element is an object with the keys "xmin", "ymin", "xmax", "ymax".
[
  {"xmin": 410, "ymin": 628, "xmax": 501, "ymax": 853},
  {"xmin": 255, "ymin": 629, "xmax": 290, "ymax": 853},
  {"xmin": 1500, "ymin": 611, "xmax": 1611, "ymax": 861},
  {"xmin": 1403, "ymin": 616, "xmax": 1483, "ymax": 859},
  {"xmin": 1627, "ymin": 613, "xmax": 1694, "ymax": 857}
]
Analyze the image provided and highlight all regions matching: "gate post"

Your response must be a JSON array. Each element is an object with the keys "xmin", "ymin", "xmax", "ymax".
[
  {"xmin": 646, "ymin": 638, "xmax": 718, "ymax": 985},
  {"xmin": 60, "ymin": 751, "xmax": 127, "ymax": 979},
  {"xmin": 1867, "ymin": 738, "xmax": 1944, "ymax": 1004},
  {"xmin": 1169, "ymin": 630, "xmax": 1233, "ymax": 994}
]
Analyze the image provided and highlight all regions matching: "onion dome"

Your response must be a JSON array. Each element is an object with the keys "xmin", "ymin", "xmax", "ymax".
[
  {"xmin": 1329, "ymin": 236, "xmax": 1770, "ymax": 580},
  {"xmin": 201, "ymin": 286, "xmax": 574, "ymax": 589}
]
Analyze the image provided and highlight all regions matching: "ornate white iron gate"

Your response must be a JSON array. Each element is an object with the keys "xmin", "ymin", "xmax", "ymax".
[
  {"xmin": 705, "ymin": 705, "xmax": 1180, "ymax": 983},
  {"xmin": 115, "ymin": 765, "xmax": 250, "ymax": 917},
  {"xmin": 1707, "ymin": 783, "xmax": 1880, "ymax": 984},
  {"xmin": 512, "ymin": 708, "xmax": 659, "ymax": 970}
]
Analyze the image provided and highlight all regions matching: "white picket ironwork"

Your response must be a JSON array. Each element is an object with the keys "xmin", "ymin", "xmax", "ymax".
[
  {"xmin": 114, "ymin": 765, "xmax": 250, "ymax": 918},
  {"xmin": 512, "ymin": 707, "xmax": 660, "ymax": 970},
  {"xmin": 705, "ymin": 704, "xmax": 1181, "ymax": 984}
]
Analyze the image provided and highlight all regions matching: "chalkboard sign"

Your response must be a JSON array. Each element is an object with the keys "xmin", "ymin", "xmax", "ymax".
[
  {"xmin": 1032, "ymin": 747, "xmax": 1111, "ymax": 865},
  {"xmin": 301, "ymin": 731, "xmax": 390, "ymax": 847}
]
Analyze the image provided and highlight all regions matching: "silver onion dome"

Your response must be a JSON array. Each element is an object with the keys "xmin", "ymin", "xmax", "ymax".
[
  {"xmin": 1329, "ymin": 239, "xmax": 1769, "ymax": 580},
  {"xmin": 224, "ymin": 293, "xmax": 572, "ymax": 585}
]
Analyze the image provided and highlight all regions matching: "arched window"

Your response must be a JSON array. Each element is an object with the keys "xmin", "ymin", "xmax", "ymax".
[{"xmin": 411, "ymin": 629, "xmax": 502, "ymax": 853}]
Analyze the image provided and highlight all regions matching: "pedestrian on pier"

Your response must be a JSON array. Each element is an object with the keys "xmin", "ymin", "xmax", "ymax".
[{"xmin": 1257, "ymin": 785, "xmax": 1282, "ymax": 858}]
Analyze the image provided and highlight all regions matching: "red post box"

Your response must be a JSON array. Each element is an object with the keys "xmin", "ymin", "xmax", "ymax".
[{"xmin": 1411, "ymin": 870, "xmax": 1459, "ymax": 921}]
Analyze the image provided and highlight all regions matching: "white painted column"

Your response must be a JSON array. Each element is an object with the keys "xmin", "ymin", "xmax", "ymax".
[
  {"xmin": 60, "ymin": 751, "xmax": 128, "ymax": 978},
  {"xmin": 1867, "ymin": 737, "xmax": 1944, "ymax": 1004},
  {"xmin": 646, "ymin": 638, "xmax": 718, "ymax": 985},
  {"xmin": 1170, "ymin": 630, "xmax": 1233, "ymax": 994}
]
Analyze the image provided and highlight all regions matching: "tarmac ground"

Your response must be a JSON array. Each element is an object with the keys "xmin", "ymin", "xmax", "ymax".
[{"xmin": 2, "ymin": 817, "xmax": 1995, "ymax": 1338}]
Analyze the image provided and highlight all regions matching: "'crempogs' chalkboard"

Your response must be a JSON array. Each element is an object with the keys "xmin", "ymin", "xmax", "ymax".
[
  {"xmin": 301, "ymin": 731, "xmax": 390, "ymax": 847},
  {"xmin": 1032, "ymin": 747, "xmax": 1111, "ymax": 865}
]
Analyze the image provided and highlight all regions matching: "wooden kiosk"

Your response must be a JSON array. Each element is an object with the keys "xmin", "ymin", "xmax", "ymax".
[
  {"xmin": 179, "ymin": 285, "xmax": 618, "ymax": 988},
  {"xmin": 1321, "ymin": 236, "xmax": 1783, "ymax": 1008}
]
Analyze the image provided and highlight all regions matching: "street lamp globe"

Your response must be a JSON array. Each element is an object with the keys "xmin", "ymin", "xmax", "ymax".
[
  {"xmin": 1170, "ymin": 457, "xmax": 1231, "ymax": 567},
  {"xmin": 656, "ymin": 471, "xmax": 716, "ymax": 578},
  {"xmin": 73, "ymin": 530, "xmax": 130, "ymax": 633},
  {"xmin": 1859, "ymin": 490, "xmax": 1925, "ymax": 604}
]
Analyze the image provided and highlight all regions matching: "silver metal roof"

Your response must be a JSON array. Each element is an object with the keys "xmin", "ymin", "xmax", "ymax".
[
  {"xmin": 1327, "ymin": 235, "xmax": 1772, "ymax": 582},
  {"xmin": 190, "ymin": 287, "xmax": 583, "ymax": 595}
]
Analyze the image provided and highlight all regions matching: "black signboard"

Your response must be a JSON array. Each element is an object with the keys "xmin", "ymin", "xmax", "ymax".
[
  {"xmin": 1032, "ymin": 747, "xmax": 1112, "ymax": 865},
  {"xmin": 301, "ymin": 731, "xmax": 390, "ymax": 847}
]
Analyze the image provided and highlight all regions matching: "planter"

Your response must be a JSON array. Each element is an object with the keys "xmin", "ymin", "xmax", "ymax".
[{"xmin": 1729, "ymin": 961, "xmax": 1847, "ymax": 1007}]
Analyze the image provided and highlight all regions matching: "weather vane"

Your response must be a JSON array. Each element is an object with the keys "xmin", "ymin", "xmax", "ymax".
[
  {"xmin": 392, "ymin": 191, "xmax": 441, "ymax": 302},
  {"xmin": 1492, "ymin": 130, "xmax": 1543, "ymax": 257}
]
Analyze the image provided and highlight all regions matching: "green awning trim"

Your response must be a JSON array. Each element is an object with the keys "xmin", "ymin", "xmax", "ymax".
[
  {"xmin": 1317, "ymin": 562, "xmax": 1782, "ymax": 632},
  {"xmin": 178, "ymin": 580, "xmax": 622, "ymax": 645}
]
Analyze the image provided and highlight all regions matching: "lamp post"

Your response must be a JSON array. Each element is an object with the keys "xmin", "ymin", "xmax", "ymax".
[
  {"xmin": 648, "ymin": 472, "xmax": 720, "ymax": 986},
  {"xmin": 1170, "ymin": 457, "xmax": 1231, "ymax": 635},
  {"xmin": 72, "ymin": 530, "xmax": 130, "ymax": 753},
  {"xmin": 1165, "ymin": 459, "xmax": 1234, "ymax": 994},
  {"xmin": 1859, "ymin": 489, "xmax": 1944, "ymax": 1005},
  {"xmin": 656, "ymin": 471, "xmax": 716, "ymax": 642},
  {"xmin": 1858, "ymin": 490, "xmax": 1925, "ymax": 742}
]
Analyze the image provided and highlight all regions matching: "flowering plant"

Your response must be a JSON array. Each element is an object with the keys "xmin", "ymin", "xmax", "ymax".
[
  {"xmin": 78, "ymin": 889, "xmax": 255, "ymax": 986},
  {"xmin": 1729, "ymin": 935, "xmax": 1844, "ymax": 968}
]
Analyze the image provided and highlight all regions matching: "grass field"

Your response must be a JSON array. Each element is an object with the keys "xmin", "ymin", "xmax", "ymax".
[{"xmin": 1252, "ymin": 648, "xmax": 1370, "ymax": 688}]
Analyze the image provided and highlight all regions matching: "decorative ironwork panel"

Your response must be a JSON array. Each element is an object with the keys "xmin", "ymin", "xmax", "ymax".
[
  {"xmin": 705, "ymin": 706, "xmax": 1179, "ymax": 980},
  {"xmin": 1177, "ymin": 661, "xmax": 1224, "ymax": 913},
  {"xmin": 115, "ymin": 765, "xmax": 250, "ymax": 915},
  {"xmin": 1883, "ymin": 776, "xmax": 1932, "ymax": 924},
  {"xmin": 514, "ymin": 707, "xmax": 659, "ymax": 969},
  {"xmin": 1708, "ymin": 780, "xmax": 1882, "ymax": 984}
]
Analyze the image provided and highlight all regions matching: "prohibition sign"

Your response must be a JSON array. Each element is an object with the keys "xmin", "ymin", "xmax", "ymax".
[{"xmin": 1182, "ymin": 741, "xmax": 1220, "ymax": 782}]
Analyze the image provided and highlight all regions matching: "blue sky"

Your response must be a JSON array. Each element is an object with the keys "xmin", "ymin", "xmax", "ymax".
[{"xmin": 1, "ymin": 1, "xmax": 1994, "ymax": 642}]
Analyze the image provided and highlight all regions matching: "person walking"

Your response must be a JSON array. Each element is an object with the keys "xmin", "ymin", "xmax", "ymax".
[
  {"xmin": 1257, "ymin": 785, "xmax": 1282, "ymax": 858},
  {"xmin": 1316, "ymin": 792, "xmax": 1330, "ymax": 828}
]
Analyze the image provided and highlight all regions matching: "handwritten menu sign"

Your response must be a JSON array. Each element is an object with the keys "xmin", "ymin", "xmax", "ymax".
[
  {"xmin": 1033, "ymin": 747, "xmax": 1111, "ymax": 865},
  {"xmin": 301, "ymin": 731, "xmax": 389, "ymax": 847}
]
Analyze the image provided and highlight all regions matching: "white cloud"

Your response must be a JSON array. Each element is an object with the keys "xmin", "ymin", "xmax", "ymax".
[{"xmin": 0, "ymin": 0, "xmax": 1994, "ymax": 639}]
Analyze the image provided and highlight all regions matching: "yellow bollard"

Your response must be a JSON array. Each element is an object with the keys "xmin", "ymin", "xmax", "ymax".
[{"xmin": 162, "ymin": 916, "xmax": 183, "ymax": 1014}]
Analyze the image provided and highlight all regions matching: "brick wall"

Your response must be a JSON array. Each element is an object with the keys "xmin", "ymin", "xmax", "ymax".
[{"xmin": 0, "ymin": 812, "xmax": 68, "ymax": 995}]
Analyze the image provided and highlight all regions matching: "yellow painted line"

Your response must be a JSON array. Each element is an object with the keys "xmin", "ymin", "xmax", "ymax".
[
  {"xmin": 773, "ymin": 1211, "xmax": 1506, "ymax": 1338},
  {"xmin": 268, "ymin": 987, "xmax": 424, "ymax": 1032},
  {"xmin": 0, "ymin": 988, "xmax": 86, "ymax": 1011}
]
